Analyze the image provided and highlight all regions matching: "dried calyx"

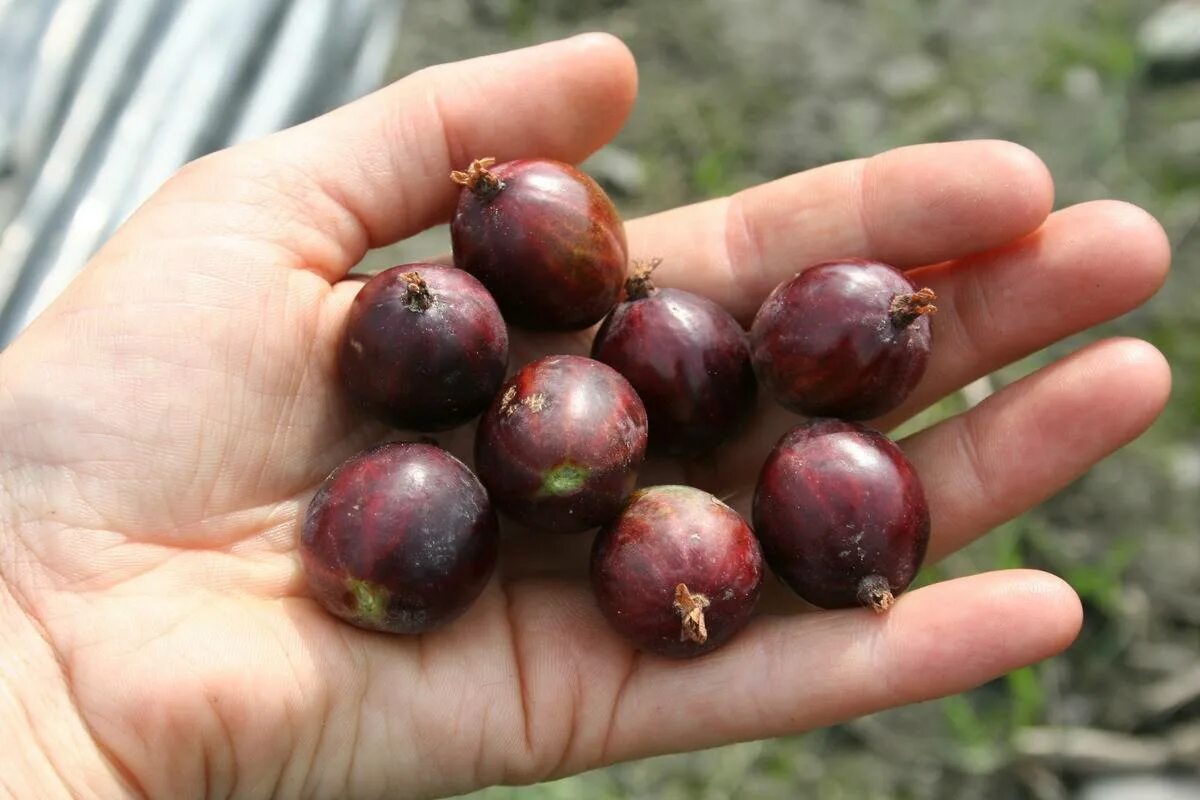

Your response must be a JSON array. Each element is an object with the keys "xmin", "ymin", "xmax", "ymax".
[
  {"xmin": 624, "ymin": 257, "xmax": 664, "ymax": 301},
  {"xmin": 401, "ymin": 272, "xmax": 434, "ymax": 312},
  {"xmin": 450, "ymin": 157, "xmax": 505, "ymax": 200},
  {"xmin": 856, "ymin": 574, "xmax": 895, "ymax": 614},
  {"xmin": 889, "ymin": 287, "xmax": 938, "ymax": 328},
  {"xmin": 673, "ymin": 582, "xmax": 711, "ymax": 643}
]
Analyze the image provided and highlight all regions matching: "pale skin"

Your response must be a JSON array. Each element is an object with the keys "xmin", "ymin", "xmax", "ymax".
[{"xmin": 0, "ymin": 34, "xmax": 1173, "ymax": 799}]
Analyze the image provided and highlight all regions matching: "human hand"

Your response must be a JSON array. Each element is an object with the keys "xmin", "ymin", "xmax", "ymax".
[{"xmin": 0, "ymin": 34, "xmax": 1170, "ymax": 799}]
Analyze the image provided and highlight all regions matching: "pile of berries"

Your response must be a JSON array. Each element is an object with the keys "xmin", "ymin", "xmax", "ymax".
[{"xmin": 301, "ymin": 157, "xmax": 937, "ymax": 658}]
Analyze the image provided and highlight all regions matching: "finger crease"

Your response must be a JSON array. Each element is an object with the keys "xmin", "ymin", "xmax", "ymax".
[
  {"xmin": 951, "ymin": 412, "xmax": 993, "ymax": 521},
  {"xmin": 599, "ymin": 649, "xmax": 639, "ymax": 768},
  {"xmin": 854, "ymin": 157, "xmax": 881, "ymax": 256},
  {"xmin": 723, "ymin": 193, "xmax": 768, "ymax": 315}
]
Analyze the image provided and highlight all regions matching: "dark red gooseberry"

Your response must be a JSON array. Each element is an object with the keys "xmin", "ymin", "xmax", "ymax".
[
  {"xmin": 591, "ymin": 260, "xmax": 758, "ymax": 456},
  {"xmin": 339, "ymin": 263, "xmax": 508, "ymax": 431},
  {"xmin": 750, "ymin": 259, "xmax": 937, "ymax": 420},
  {"xmin": 591, "ymin": 485, "xmax": 763, "ymax": 658},
  {"xmin": 752, "ymin": 418, "xmax": 930, "ymax": 612},
  {"xmin": 474, "ymin": 355, "xmax": 648, "ymax": 533},
  {"xmin": 301, "ymin": 442, "xmax": 499, "ymax": 633},
  {"xmin": 450, "ymin": 157, "xmax": 627, "ymax": 330}
]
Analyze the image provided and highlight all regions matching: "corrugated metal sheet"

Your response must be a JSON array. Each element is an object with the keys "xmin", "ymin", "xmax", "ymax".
[{"xmin": 0, "ymin": 0, "xmax": 404, "ymax": 346}]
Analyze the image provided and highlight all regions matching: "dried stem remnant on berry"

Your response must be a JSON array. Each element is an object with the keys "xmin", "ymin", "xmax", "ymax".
[
  {"xmin": 889, "ymin": 287, "xmax": 938, "ymax": 328},
  {"xmin": 450, "ymin": 158, "xmax": 628, "ymax": 330},
  {"xmin": 400, "ymin": 271, "xmax": 434, "ymax": 312},
  {"xmin": 450, "ymin": 157, "xmax": 505, "ymax": 200},
  {"xmin": 856, "ymin": 574, "xmax": 896, "ymax": 614},
  {"xmin": 674, "ymin": 583, "xmax": 711, "ymax": 643},
  {"xmin": 624, "ymin": 257, "xmax": 664, "ymax": 301}
]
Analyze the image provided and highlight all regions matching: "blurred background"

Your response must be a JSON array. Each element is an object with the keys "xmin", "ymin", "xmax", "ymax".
[{"xmin": 2, "ymin": 1, "xmax": 1198, "ymax": 798}]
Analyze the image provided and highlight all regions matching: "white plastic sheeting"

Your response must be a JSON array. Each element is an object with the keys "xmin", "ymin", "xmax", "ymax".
[{"xmin": 0, "ymin": 0, "xmax": 404, "ymax": 345}]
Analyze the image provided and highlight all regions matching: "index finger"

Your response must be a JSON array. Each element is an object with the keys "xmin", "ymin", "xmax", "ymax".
[
  {"xmin": 628, "ymin": 140, "xmax": 1054, "ymax": 321},
  {"xmin": 109, "ymin": 34, "xmax": 638, "ymax": 284}
]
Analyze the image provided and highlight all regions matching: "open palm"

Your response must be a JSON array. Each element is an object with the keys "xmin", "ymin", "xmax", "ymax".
[{"xmin": 0, "ymin": 35, "xmax": 1171, "ymax": 799}]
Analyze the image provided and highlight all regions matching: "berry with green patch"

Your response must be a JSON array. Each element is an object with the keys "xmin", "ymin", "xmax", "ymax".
[
  {"xmin": 301, "ymin": 442, "xmax": 499, "ymax": 633},
  {"xmin": 474, "ymin": 354, "xmax": 648, "ymax": 533}
]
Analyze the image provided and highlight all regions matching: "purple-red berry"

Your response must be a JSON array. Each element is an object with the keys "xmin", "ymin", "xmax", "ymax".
[
  {"xmin": 753, "ymin": 419, "xmax": 930, "ymax": 612},
  {"xmin": 339, "ymin": 264, "xmax": 508, "ymax": 431},
  {"xmin": 591, "ymin": 260, "xmax": 757, "ymax": 456},
  {"xmin": 301, "ymin": 442, "xmax": 499, "ymax": 633},
  {"xmin": 750, "ymin": 259, "xmax": 936, "ymax": 420},
  {"xmin": 474, "ymin": 355, "xmax": 648, "ymax": 533},
  {"xmin": 591, "ymin": 485, "xmax": 764, "ymax": 657},
  {"xmin": 450, "ymin": 157, "xmax": 627, "ymax": 330}
]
